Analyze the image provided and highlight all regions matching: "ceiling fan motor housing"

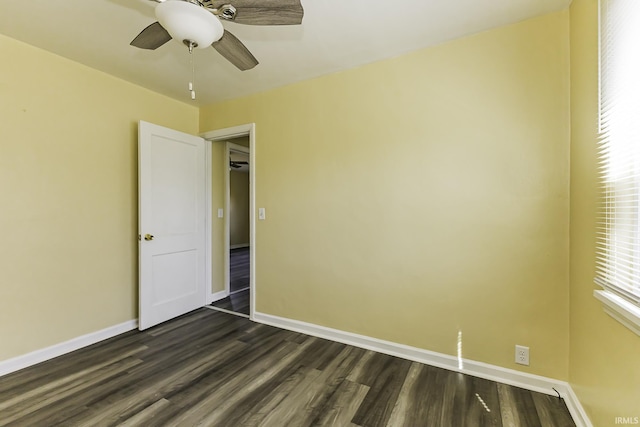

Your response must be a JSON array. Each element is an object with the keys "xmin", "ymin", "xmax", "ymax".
[{"xmin": 156, "ymin": 0, "xmax": 224, "ymax": 48}]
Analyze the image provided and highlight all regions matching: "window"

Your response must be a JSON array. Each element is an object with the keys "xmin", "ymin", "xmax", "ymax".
[{"xmin": 595, "ymin": 0, "xmax": 640, "ymax": 335}]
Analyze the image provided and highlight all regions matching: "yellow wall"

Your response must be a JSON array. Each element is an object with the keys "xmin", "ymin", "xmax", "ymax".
[
  {"xmin": 232, "ymin": 136, "xmax": 250, "ymax": 148},
  {"xmin": 4, "ymin": 5, "xmax": 637, "ymax": 420},
  {"xmin": 569, "ymin": 0, "xmax": 640, "ymax": 424},
  {"xmin": 201, "ymin": 11, "xmax": 571, "ymax": 379},
  {"xmin": 230, "ymin": 171, "xmax": 250, "ymax": 247},
  {"xmin": 0, "ymin": 34, "xmax": 198, "ymax": 361}
]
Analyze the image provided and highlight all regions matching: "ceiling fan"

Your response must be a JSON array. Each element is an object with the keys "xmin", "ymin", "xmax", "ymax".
[
  {"xmin": 130, "ymin": 0, "xmax": 304, "ymax": 72},
  {"xmin": 230, "ymin": 160, "xmax": 249, "ymax": 168}
]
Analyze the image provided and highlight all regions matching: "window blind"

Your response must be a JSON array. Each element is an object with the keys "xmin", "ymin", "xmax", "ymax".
[{"xmin": 596, "ymin": 0, "xmax": 640, "ymax": 305}]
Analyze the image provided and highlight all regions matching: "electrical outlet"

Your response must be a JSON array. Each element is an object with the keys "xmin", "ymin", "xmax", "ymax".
[{"xmin": 515, "ymin": 345, "xmax": 529, "ymax": 366}]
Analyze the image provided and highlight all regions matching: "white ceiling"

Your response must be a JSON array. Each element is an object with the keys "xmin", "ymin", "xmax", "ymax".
[{"xmin": 0, "ymin": 0, "xmax": 571, "ymax": 106}]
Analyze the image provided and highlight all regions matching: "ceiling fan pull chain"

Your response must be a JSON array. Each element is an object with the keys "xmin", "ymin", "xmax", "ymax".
[{"xmin": 188, "ymin": 41, "xmax": 196, "ymax": 100}]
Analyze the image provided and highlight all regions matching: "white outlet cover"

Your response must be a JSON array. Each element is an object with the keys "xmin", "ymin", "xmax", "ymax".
[{"xmin": 515, "ymin": 345, "xmax": 530, "ymax": 366}]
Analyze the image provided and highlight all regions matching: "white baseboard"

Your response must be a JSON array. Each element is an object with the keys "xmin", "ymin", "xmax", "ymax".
[
  {"xmin": 207, "ymin": 290, "xmax": 228, "ymax": 304},
  {"xmin": 0, "ymin": 319, "xmax": 138, "ymax": 377},
  {"xmin": 253, "ymin": 312, "xmax": 592, "ymax": 427},
  {"xmin": 230, "ymin": 244, "xmax": 249, "ymax": 250},
  {"xmin": 563, "ymin": 385, "xmax": 594, "ymax": 427}
]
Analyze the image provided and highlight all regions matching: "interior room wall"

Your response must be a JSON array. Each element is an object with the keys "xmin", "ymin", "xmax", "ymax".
[
  {"xmin": 568, "ymin": 0, "xmax": 640, "ymax": 423},
  {"xmin": 230, "ymin": 170, "xmax": 250, "ymax": 247},
  {"xmin": 232, "ymin": 136, "xmax": 250, "ymax": 148},
  {"xmin": 0, "ymin": 34, "xmax": 199, "ymax": 361},
  {"xmin": 200, "ymin": 11, "xmax": 571, "ymax": 379}
]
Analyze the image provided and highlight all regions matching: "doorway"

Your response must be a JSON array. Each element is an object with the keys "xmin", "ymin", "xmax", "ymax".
[
  {"xmin": 214, "ymin": 140, "xmax": 250, "ymax": 316},
  {"xmin": 202, "ymin": 124, "xmax": 256, "ymax": 319}
]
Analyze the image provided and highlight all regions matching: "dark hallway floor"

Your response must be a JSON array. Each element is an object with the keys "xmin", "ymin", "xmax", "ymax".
[
  {"xmin": 210, "ymin": 247, "xmax": 250, "ymax": 316},
  {"xmin": 230, "ymin": 246, "xmax": 249, "ymax": 293}
]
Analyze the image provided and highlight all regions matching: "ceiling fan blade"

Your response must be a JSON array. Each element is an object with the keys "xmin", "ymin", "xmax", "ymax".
[
  {"xmin": 211, "ymin": 0, "xmax": 303, "ymax": 25},
  {"xmin": 130, "ymin": 22, "xmax": 172, "ymax": 50},
  {"xmin": 212, "ymin": 30, "xmax": 258, "ymax": 71},
  {"xmin": 233, "ymin": 7, "xmax": 303, "ymax": 25}
]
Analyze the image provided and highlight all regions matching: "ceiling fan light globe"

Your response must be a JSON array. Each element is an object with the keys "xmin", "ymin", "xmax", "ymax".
[{"xmin": 156, "ymin": 0, "xmax": 223, "ymax": 49}]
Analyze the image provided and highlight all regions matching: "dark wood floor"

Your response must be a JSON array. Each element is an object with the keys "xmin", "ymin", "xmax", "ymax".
[
  {"xmin": 211, "ymin": 247, "xmax": 250, "ymax": 316},
  {"xmin": 0, "ymin": 309, "xmax": 575, "ymax": 426},
  {"xmin": 210, "ymin": 288, "xmax": 250, "ymax": 316},
  {"xmin": 230, "ymin": 247, "xmax": 250, "ymax": 293}
]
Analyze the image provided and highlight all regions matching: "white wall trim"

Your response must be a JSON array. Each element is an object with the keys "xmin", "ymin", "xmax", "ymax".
[
  {"xmin": 563, "ymin": 384, "xmax": 594, "ymax": 427},
  {"xmin": 253, "ymin": 311, "xmax": 592, "ymax": 427},
  {"xmin": 0, "ymin": 320, "xmax": 138, "ymax": 378},
  {"xmin": 208, "ymin": 290, "xmax": 228, "ymax": 304},
  {"xmin": 594, "ymin": 289, "xmax": 640, "ymax": 336},
  {"xmin": 201, "ymin": 124, "xmax": 254, "ymax": 141}
]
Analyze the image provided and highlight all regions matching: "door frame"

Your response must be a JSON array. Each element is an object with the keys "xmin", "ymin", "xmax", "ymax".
[{"xmin": 201, "ymin": 123, "xmax": 256, "ymax": 319}]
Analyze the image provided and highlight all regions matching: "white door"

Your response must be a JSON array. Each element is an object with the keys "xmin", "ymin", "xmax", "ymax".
[{"xmin": 138, "ymin": 121, "xmax": 206, "ymax": 330}]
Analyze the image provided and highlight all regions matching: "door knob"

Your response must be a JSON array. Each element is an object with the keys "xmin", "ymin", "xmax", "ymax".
[{"xmin": 144, "ymin": 234, "xmax": 154, "ymax": 241}]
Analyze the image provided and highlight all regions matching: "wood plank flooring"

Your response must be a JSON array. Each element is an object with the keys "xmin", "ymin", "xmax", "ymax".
[
  {"xmin": 230, "ymin": 247, "xmax": 250, "ymax": 293},
  {"xmin": 211, "ymin": 247, "xmax": 251, "ymax": 316},
  {"xmin": 210, "ymin": 289, "xmax": 250, "ymax": 316},
  {"xmin": 0, "ymin": 309, "xmax": 576, "ymax": 426}
]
